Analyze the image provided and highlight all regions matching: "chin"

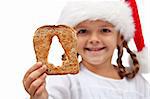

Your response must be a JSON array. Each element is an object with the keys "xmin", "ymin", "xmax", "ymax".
[{"xmin": 84, "ymin": 57, "xmax": 104, "ymax": 66}]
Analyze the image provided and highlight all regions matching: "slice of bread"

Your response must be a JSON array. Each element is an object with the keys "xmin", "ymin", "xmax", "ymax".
[{"xmin": 33, "ymin": 25, "xmax": 79, "ymax": 75}]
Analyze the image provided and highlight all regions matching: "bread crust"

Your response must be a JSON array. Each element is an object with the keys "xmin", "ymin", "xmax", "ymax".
[{"xmin": 33, "ymin": 25, "xmax": 79, "ymax": 75}]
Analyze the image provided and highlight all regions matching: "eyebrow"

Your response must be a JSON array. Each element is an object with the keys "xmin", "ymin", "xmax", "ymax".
[
  {"xmin": 74, "ymin": 25, "xmax": 87, "ymax": 28},
  {"xmin": 100, "ymin": 24, "xmax": 114, "ymax": 28},
  {"xmin": 74, "ymin": 26, "xmax": 87, "ymax": 30},
  {"xmin": 74, "ymin": 22, "xmax": 115, "ymax": 29}
]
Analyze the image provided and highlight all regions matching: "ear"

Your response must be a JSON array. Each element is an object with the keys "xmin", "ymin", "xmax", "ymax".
[{"xmin": 117, "ymin": 33, "xmax": 124, "ymax": 46}]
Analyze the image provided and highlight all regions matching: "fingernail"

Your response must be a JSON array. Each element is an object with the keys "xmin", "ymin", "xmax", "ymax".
[
  {"xmin": 43, "ymin": 65, "xmax": 47, "ymax": 70},
  {"xmin": 44, "ymin": 73, "xmax": 47, "ymax": 77}
]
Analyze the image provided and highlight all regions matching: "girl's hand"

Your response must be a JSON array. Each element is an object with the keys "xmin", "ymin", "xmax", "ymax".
[{"xmin": 23, "ymin": 62, "xmax": 48, "ymax": 99}]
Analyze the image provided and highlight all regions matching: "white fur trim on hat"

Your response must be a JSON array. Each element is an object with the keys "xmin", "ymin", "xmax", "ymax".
[
  {"xmin": 57, "ymin": 1, "xmax": 135, "ymax": 41},
  {"xmin": 129, "ymin": 47, "xmax": 150, "ymax": 73},
  {"xmin": 137, "ymin": 47, "xmax": 149, "ymax": 73}
]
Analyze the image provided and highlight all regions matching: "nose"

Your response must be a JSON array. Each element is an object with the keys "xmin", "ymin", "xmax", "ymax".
[{"xmin": 88, "ymin": 33, "xmax": 100, "ymax": 45}]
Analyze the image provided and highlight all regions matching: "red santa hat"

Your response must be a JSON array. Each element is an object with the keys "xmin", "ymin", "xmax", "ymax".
[
  {"xmin": 127, "ymin": 0, "xmax": 149, "ymax": 73},
  {"xmin": 57, "ymin": 0, "xmax": 149, "ymax": 73}
]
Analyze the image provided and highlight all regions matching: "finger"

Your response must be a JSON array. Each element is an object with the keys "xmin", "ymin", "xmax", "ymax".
[
  {"xmin": 34, "ymin": 82, "xmax": 46, "ymax": 96},
  {"xmin": 24, "ymin": 65, "xmax": 47, "ymax": 91},
  {"xmin": 23, "ymin": 62, "xmax": 43, "ymax": 91},
  {"xmin": 23, "ymin": 62, "xmax": 42, "ymax": 81},
  {"xmin": 28, "ymin": 73, "xmax": 47, "ymax": 96}
]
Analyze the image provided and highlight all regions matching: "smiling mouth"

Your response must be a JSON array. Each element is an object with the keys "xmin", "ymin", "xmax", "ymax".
[{"xmin": 84, "ymin": 47, "xmax": 106, "ymax": 51}]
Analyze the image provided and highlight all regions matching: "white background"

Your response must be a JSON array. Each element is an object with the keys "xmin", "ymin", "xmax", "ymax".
[{"xmin": 0, "ymin": 0, "xmax": 149, "ymax": 99}]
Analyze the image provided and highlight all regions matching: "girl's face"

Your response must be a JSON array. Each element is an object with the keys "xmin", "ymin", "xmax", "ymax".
[{"xmin": 74, "ymin": 20, "xmax": 120, "ymax": 67}]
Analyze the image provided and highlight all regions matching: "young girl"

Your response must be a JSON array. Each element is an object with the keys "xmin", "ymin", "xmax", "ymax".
[{"xmin": 23, "ymin": 0, "xmax": 150, "ymax": 99}]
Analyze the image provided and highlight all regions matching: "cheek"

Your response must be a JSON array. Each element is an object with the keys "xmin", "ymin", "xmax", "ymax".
[
  {"xmin": 77, "ymin": 38, "xmax": 86, "ymax": 51},
  {"xmin": 77, "ymin": 40, "xmax": 83, "ymax": 49},
  {"xmin": 105, "ymin": 37, "xmax": 117, "ymax": 49}
]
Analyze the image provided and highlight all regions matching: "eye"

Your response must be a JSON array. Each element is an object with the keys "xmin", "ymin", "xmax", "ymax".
[
  {"xmin": 77, "ymin": 29, "xmax": 88, "ymax": 35},
  {"xmin": 100, "ymin": 28, "xmax": 111, "ymax": 33}
]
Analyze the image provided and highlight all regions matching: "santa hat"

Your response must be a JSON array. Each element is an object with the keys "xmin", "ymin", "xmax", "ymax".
[
  {"xmin": 57, "ymin": 0, "xmax": 149, "ymax": 73},
  {"xmin": 127, "ymin": 0, "xmax": 149, "ymax": 73}
]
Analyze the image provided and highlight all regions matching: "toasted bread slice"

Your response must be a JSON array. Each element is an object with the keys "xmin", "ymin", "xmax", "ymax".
[{"xmin": 33, "ymin": 25, "xmax": 79, "ymax": 75}]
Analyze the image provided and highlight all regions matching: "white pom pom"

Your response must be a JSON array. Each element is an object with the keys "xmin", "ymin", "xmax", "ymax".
[
  {"xmin": 137, "ymin": 47, "xmax": 149, "ymax": 73},
  {"xmin": 129, "ymin": 47, "xmax": 149, "ymax": 73}
]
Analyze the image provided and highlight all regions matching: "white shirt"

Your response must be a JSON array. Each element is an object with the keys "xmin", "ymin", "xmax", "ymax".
[{"xmin": 46, "ymin": 64, "xmax": 150, "ymax": 99}]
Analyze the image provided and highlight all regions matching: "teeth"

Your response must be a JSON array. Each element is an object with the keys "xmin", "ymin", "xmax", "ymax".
[
  {"xmin": 90, "ymin": 49, "xmax": 100, "ymax": 51},
  {"xmin": 85, "ymin": 47, "xmax": 105, "ymax": 51}
]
